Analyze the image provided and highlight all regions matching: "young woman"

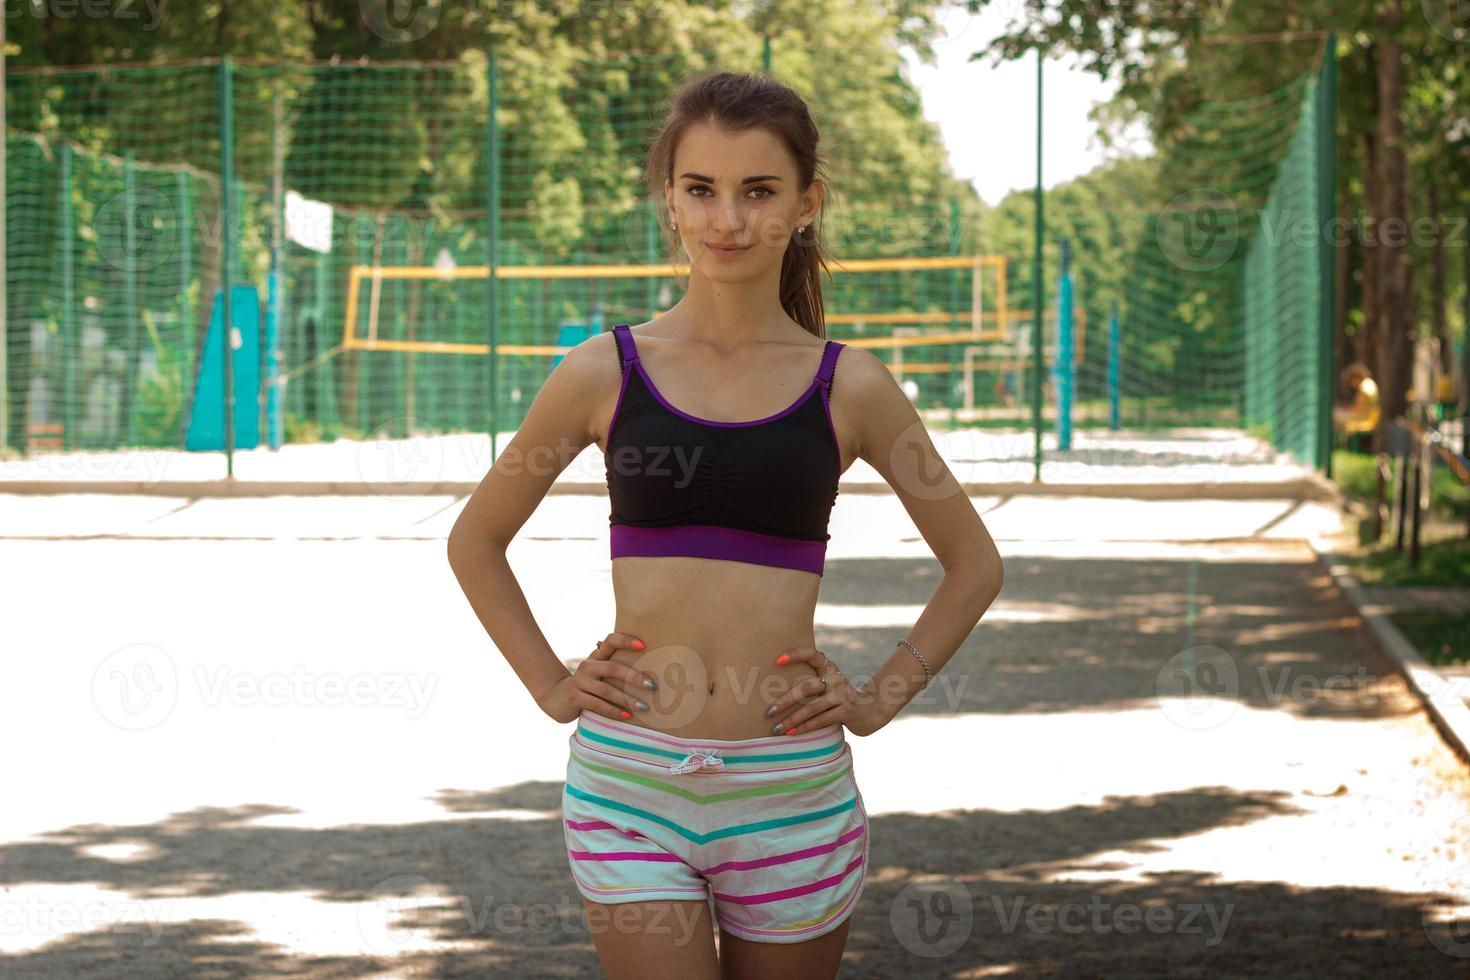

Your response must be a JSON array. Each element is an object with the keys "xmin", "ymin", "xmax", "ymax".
[{"xmin": 448, "ymin": 70, "xmax": 1004, "ymax": 980}]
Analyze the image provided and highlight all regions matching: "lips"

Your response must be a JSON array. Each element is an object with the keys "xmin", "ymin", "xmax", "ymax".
[{"xmin": 707, "ymin": 243, "xmax": 751, "ymax": 252}]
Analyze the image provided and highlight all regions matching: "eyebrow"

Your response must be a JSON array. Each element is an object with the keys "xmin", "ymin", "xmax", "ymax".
[{"xmin": 678, "ymin": 172, "xmax": 783, "ymax": 183}]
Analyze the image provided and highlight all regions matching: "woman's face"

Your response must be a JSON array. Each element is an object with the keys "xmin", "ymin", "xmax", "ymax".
[{"xmin": 665, "ymin": 122, "xmax": 821, "ymax": 282}]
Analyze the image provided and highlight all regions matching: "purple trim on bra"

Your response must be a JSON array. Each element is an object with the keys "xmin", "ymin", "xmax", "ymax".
[
  {"xmin": 608, "ymin": 323, "xmax": 844, "ymax": 431},
  {"xmin": 610, "ymin": 523, "xmax": 825, "ymax": 576},
  {"xmin": 635, "ymin": 362, "xmax": 818, "ymax": 428}
]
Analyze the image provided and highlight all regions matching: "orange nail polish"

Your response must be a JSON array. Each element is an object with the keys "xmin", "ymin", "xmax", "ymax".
[
  {"xmin": 776, "ymin": 654, "xmax": 790, "ymax": 665},
  {"xmin": 784, "ymin": 727, "xmax": 797, "ymax": 735},
  {"xmin": 620, "ymin": 710, "xmax": 632, "ymax": 719},
  {"xmin": 632, "ymin": 640, "xmax": 646, "ymax": 650}
]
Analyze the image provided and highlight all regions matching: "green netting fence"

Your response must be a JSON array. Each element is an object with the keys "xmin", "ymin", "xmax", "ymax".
[
  {"xmin": 1108, "ymin": 40, "xmax": 1337, "ymax": 469},
  {"xmin": 0, "ymin": 40, "xmax": 1338, "ymax": 477}
]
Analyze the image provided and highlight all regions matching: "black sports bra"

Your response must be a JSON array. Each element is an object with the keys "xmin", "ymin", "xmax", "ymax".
[{"xmin": 604, "ymin": 323, "xmax": 846, "ymax": 576}]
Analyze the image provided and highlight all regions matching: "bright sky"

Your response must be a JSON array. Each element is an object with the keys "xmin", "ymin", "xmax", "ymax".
[{"xmin": 898, "ymin": 4, "xmax": 1153, "ymax": 207}]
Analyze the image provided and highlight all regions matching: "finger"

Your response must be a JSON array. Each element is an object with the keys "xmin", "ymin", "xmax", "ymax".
[
  {"xmin": 774, "ymin": 645, "xmax": 822, "ymax": 669},
  {"xmin": 577, "ymin": 677, "xmax": 650, "ymax": 717},
  {"xmin": 763, "ymin": 674, "xmax": 828, "ymax": 720},
  {"xmin": 779, "ymin": 702, "xmax": 844, "ymax": 736},
  {"xmin": 605, "ymin": 659, "xmax": 659, "ymax": 692},
  {"xmin": 768, "ymin": 688, "xmax": 837, "ymax": 734},
  {"xmin": 589, "ymin": 633, "xmax": 646, "ymax": 660},
  {"xmin": 581, "ymin": 657, "xmax": 659, "ymax": 693}
]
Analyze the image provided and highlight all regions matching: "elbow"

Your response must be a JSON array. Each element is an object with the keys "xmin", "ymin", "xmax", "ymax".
[
  {"xmin": 446, "ymin": 526, "xmax": 481, "ymax": 571},
  {"xmin": 980, "ymin": 554, "xmax": 1004, "ymax": 608},
  {"xmin": 967, "ymin": 550, "xmax": 1004, "ymax": 610}
]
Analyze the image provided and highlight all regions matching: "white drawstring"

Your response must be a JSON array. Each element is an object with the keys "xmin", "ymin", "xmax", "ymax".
[{"xmin": 669, "ymin": 750, "xmax": 726, "ymax": 774}]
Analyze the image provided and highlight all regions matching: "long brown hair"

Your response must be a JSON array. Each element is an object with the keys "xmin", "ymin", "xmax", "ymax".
[{"xmin": 643, "ymin": 70, "xmax": 834, "ymax": 338}]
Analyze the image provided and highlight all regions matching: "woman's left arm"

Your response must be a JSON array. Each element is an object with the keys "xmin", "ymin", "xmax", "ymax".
[{"xmin": 832, "ymin": 345, "xmax": 1005, "ymax": 734}]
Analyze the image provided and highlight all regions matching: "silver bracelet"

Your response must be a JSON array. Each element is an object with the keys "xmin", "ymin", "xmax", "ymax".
[{"xmin": 898, "ymin": 638, "xmax": 932, "ymax": 690}]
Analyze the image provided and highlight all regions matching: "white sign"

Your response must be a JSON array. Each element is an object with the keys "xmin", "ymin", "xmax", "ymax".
[{"xmin": 284, "ymin": 190, "xmax": 333, "ymax": 254}]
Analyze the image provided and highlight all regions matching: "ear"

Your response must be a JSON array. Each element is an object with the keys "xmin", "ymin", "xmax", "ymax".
[{"xmin": 800, "ymin": 179, "xmax": 825, "ymax": 228}]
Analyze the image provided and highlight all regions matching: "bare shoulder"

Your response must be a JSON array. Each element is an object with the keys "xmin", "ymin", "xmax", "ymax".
[
  {"xmin": 828, "ymin": 343, "xmax": 921, "ymax": 462},
  {"xmin": 561, "ymin": 329, "xmax": 629, "ymax": 444}
]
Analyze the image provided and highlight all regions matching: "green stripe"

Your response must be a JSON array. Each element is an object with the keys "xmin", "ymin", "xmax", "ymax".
[
  {"xmin": 570, "ymin": 747, "xmax": 852, "ymax": 805},
  {"xmin": 566, "ymin": 780, "xmax": 858, "ymax": 845},
  {"xmin": 565, "ymin": 782, "xmax": 702, "ymax": 841},
  {"xmin": 702, "ymin": 795, "xmax": 858, "ymax": 842},
  {"xmin": 577, "ymin": 725, "xmax": 846, "ymax": 765}
]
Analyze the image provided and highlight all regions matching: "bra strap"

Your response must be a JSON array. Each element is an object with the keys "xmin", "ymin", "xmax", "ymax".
[
  {"xmin": 815, "ymin": 340, "xmax": 843, "ymax": 392},
  {"xmin": 612, "ymin": 323, "xmax": 640, "ymax": 372}
]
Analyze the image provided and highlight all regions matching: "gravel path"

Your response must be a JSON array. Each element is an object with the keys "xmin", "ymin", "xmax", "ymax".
[{"xmin": 2, "ymin": 494, "xmax": 1468, "ymax": 977}]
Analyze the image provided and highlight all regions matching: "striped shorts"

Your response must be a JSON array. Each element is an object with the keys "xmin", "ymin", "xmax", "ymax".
[{"xmin": 562, "ymin": 711, "xmax": 869, "ymax": 944}]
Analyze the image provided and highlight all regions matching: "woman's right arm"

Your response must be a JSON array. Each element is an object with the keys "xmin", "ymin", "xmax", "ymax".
[{"xmin": 446, "ymin": 333, "xmax": 652, "ymax": 721}]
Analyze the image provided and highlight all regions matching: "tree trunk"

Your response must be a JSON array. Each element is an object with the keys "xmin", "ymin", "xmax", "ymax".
[
  {"xmin": 1373, "ymin": 4, "xmax": 1414, "ymax": 444},
  {"xmin": 1334, "ymin": 187, "xmax": 1351, "ymax": 396},
  {"xmin": 1359, "ymin": 127, "xmax": 1378, "ymax": 377},
  {"xmin": 1428, "ymin": 180, "xmax": 1451, "ymax": 379}
]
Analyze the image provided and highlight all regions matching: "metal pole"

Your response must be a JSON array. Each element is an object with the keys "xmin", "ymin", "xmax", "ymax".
[
  {"xmin": 219, "ymin": 57, "xmax": 236, "ymax": 477},
  {"xmin": 486, "ymin": 51, "xmax": 501, "ymax": 461},
  {"xmin": 267, "ymin": 91, "xmax": 285, "ymax": 450},
  {"xmin": 122, "ymin": 152, "xmax": 139, "ymax": 446},
  {"xmin": 0, "ymin": 13, "xmax": 8, "ymax": 454},
  {"xmin": 60, "ymin": 144, "xmax": 75, "ymax": 451},
  {"xmin": 1317, "ymin": 33, "xmax": 1338, "ymax": 478},
  {"xmin": 1108, "ymin": 298, "xmax": 1120, "ymax": 430},
  {"xmin": 1032, "ymin": 47, "xmax": 1045, "ymax": 481},
  {"xmin": 178, "ymin": 170, "xmax": 194, "ymax": 445}
]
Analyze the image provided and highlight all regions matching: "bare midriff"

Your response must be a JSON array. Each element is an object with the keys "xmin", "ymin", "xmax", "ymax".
[{"xmin": 607, "ymin": 555, "xmax": 826, "ymax": 741}]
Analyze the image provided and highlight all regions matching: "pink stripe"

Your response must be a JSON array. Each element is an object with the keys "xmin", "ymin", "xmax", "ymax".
[
  {"xmin": 580, "ymin": 711, "xmax": 840, "ymax": 752},
  {"xmin": 702, "ymin": 824, "xmax": 865, "ymax": 875},
  {"xmin": 712, "ymin": 854, "xmax": 864, "ymax": 907},
  {"xmin": 569, "ymin": 864, "xmax": 708, "ymax": 899},
  {"xmin": 572, "ymin": 731, "xmax": 849, "ymax": 778},
  {"xmin": 564, "ymin": 818, "xmax": 645, "ymax": 839},
  {"xmin": 568, "ymin": 849, "xmax": 687, "ymax": 863},
  {"xmin": 714, "ymin": 805, "xmax": 867, "ymax": 939}
]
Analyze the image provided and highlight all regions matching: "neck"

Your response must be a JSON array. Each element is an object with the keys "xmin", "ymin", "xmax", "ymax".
[{"xmin": 666, "ymin": 264, "xmax": 796, "ymax": 348}]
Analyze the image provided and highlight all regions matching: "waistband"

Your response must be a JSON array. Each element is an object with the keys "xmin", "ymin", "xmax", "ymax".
[{"xmin": 571, "ymin": 711, "xmax": 847, "ymax": 776}]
